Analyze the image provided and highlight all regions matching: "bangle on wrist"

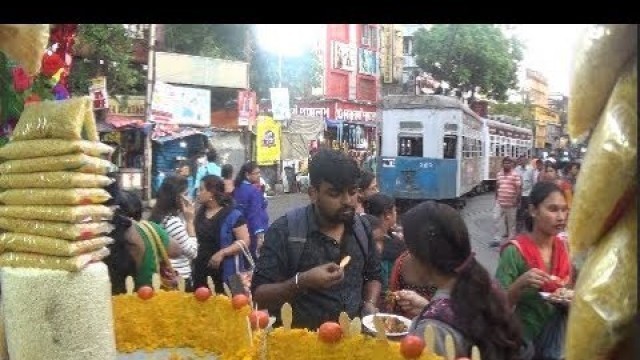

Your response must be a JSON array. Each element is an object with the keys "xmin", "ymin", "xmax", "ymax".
[{"xmin": 295, "ymin": 272, "xmax": 302, "ymax": 290}]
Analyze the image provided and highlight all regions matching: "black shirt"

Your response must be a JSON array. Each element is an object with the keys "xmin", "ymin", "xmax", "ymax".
[
  {"xmin": 193, "ymin": 206, "xmax": 246, "ymax": 291},
  {"xmin": 251, "ymin": 205, "xmax": 382, "ymax": 330}
]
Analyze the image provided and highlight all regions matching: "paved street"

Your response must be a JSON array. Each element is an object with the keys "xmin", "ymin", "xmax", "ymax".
[{"xmin": 266, "ymin": 192, "xmax": 500, "ymax": 275}]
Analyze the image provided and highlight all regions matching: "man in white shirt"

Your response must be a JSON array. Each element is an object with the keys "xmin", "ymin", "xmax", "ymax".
[{"xmin": 515, "ymin": 155, "xmax": 535, "ymax": 233}]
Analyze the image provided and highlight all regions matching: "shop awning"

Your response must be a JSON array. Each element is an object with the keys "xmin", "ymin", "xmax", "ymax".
[{"xmin": 106, "ymin": 115, "xmax": 146, "ymax": 129}]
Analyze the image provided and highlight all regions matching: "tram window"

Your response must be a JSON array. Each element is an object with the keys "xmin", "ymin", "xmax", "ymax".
[
  {"xmin": 398, "ymin": 136, "xmax": 423, "ymax": 157},
  {"xmin": 443, "ymin": 135, "xmax": 457, "ymax": 159}
]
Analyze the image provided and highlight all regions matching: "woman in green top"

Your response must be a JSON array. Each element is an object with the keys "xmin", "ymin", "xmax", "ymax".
[{"xmin": 495, "ymin": 181, "xmax": 572, "ymax": 358}]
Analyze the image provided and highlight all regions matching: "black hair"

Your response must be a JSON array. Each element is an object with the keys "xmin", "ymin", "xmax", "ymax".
[
  {"xmin": 103, "ymin": 186, "xmax": 140, "ymax": 295},
  {"xmin": 207, "ymin": 148, "xmax": 218, "ymax": 163},
  {"xmin": 201, "ymin": 174, "xmax": 234, "ymax": 207},
  {"xmin": 402, "ymin": 201, "xmax": 522, "ymax": 360},
  {"xmin": 502, "ymin": 157, "xmax": 513, "ymax": 164},
  {"xmin": 363, "ymin": 193, "xmax": 395, "ymax": 218},
  {"xmin": 221, "ymin": 163, "xmax": 234, "ymax": 180},
  {"xmin": 309, "ymin": 149, "xmax": 360, "ymax": 191},
  {"xmin": 568, "ymin": 162, "xmax": 581, "ymax": 171},
  {"xmin": 361, "ymin": 213, "xmax": 383, "ymax": 231},
  {"xmin": 149, "ymin": 175, "xmax": 188, "ymax": 223},
  {"xmin": 234, "ymin": 161, "xmax": 259, "ymax": 188},
  {"xmin": 358, "ymin": 170, "xmax": 376, "ymax": 191},
  {"xmin": 524, "ymin": 181, "xmax": 566, "ymax": 232}
]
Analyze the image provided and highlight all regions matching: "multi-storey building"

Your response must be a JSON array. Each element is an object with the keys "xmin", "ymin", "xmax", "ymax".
[{"xmin": 524, "ymin": 68, "xmax": 560, "ymax": 149}]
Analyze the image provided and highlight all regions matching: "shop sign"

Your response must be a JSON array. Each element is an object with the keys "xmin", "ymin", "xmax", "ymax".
[
  {"xmin": 90, "ymin": 76, "xmax": 108, "ymax": 110},
  {"xmin": 332, "ymin": 42, "xmax": 356, "ymax": 72},
  {"xmin": 358, "ymin": 48, "xmax": 377, "ymax": 76},
  {"xmin": 256, "ymin": 116, "xmax": 282, "ymax": 166},
  {"xmin": 238, "ymin": 90, "xmax": 257, "ymax": 126},
  {"xmin": 336, "ymin": 109, "xmax": 377, "ymax": 122}
]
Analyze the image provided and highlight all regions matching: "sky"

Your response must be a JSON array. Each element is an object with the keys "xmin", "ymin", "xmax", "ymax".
[
  {"xmin": 255, "ymin": 24, "xmax": 590, "ymax": 96},
  {"xmin": 512, "ymin": 24, "xmax": 589, "ymax": 95}
]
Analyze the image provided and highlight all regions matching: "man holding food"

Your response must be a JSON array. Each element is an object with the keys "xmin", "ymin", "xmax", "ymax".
[{"xmin": 251, "ymin": 149, "xmax": 382, "ymax": 330}]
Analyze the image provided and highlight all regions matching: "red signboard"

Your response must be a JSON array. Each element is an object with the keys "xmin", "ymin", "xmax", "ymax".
[{"xmin": 238, "ymin": 90, "xmax": 257, "ymax": 127}]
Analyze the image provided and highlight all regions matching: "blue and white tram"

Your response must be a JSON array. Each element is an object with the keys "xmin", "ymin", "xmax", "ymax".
[
  {"xmin": 378, "ymin": 95, "xmax": 484, "ymax": 209},
  {"xmin": 481, "ymin": 118, "xmax": 534, "ymax": 189}
]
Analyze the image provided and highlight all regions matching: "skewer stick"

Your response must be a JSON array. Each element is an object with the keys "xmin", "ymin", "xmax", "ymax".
[
  {"xmin": 372, "ymin": 315, "xmax": 387, "ymax": 342},
  {"xmin": 339, "ymin": 312, "xmax": 351, "ymax": 337},
  {"xmin": 471, "ymin": 345, "xmax": 481, "ymax": 360},
  {"xmin": 125, "ymin": 276, "xmax": 134, "ymax": 295},
  {"xmin": 151, "ymin": 273, "xmax": 161, "ymax": 292},
  {"xmin": 424, "ymin": 324, "xmax": 436, "ymax": 353},
  {"xmin": 177, "ymin": 277, "xmax": 186, "ymax": 292},
  {"xmin": 350, "ymin": 317, "xmax": 362, "ymax": 336},
  {"xmin": 281, "ymin": 303, "xmax": 293, "ymax": 330},
  {"xmin": 445, "ymin": 333, "xmax": 456, "ymax": 360},
  {"xmin": 207, "ymin": 276, "xmax": 215, "ymax": 294}
]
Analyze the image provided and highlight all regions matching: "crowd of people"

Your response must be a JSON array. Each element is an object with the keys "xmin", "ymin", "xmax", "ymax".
[{"xmin": 103, "ymin": 147, "xmax": 578, "ymax": 360}]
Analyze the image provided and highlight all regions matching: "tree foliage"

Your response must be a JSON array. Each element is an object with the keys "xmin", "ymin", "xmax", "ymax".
[
  {"xmin": 68, "ymin": 24, "xmax": 145, "ymax": 96},
  {"xmin": 163, "ymin": 24, "xmax": 251, "ymax": 61},
  {"xmin": 413, "ymin": 24, "xmax": 523, "ymax": 101},
  {"xmin": 250, "ymin": 47, "xmax": 322, "ymax": 100},
  {"xmin": 489, "ymin": 100, "xmax": 535, "ymax": 128}
]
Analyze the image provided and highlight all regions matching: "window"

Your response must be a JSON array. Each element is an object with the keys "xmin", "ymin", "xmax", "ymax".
[
  {"xmin": 361, "ymin": 24, "xmax": 378, "ymax": 48},
  {"xmin": 398, "ymin": 136, "xmax": 423, "ymax": 157},
  {"xmin": 443, "ymin": 135, "xmax": 457, "ymax": 159},
  {"xmin": 403, "ymin": 36, "xmax": 413, "ymax": 55}
]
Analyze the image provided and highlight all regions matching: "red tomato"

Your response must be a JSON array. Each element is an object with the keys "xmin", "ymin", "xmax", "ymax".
[
  {"xmin": 318, "ymin": 322, "xmax": 343, "ymax": 344},
  {"xmin": 249, "ymin": 310, "xmax": 269, "ymax": 330},
  {"xmin": 231, "ymin": 294, "xmax": 250, "ymax": 309},
  {"xmin": 136, "ymin": 286, "xmax": 154, "ymax": 300},
  {"xmin": 194, "ymin": 287, "xmax": 212, "ymax": 301},
  {"xmin": 400, "ymin": 335, "xmax": 425, "ymax": 359}
]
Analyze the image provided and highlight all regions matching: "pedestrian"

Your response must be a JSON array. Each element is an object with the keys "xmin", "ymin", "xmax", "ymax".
[
  {"xmin": 515, "ymin": 155, "xmax": 536, "ymax": 233},
  {"xmin": 403, "ymin": 201, "xmax": 525, "ymax": 359},
  {"xmin": 233, "ymin": 161, "xmax": 268, "ymax": 258},
  {"xmin": 542, "ymin": 163, "xmax": 573, "ymax": 209},
  {"xmin": 192, "ymin": 175, "xmax": 252, "ymax": 293},
  {"xmin": 491, "ymin": 157, "xmax": 522, "ymax": 247},
  {"xmin": 191, "ymin": 149, "xmax": 222, "ymax": 198},
  {"xmin": 251, "ymin": 148, "xmax": 382, "ymax": 330},
  {"xmin": 149, "ymin": 175, "xmax": 198, "ymax": 290},
  {"xmin": 355, "ymin": 170, "xmax": 378, "ymax": 215},
  {"xmin": 495, "ymin": 181, "xmax": 572, "ymax": 360},
  {"xmin": 221, "ymin": 163, "xmax": 235, "ymax": 195},
  {"xmin": 565, "ymin": 162, "xmax": 580, "ymax": 187}
]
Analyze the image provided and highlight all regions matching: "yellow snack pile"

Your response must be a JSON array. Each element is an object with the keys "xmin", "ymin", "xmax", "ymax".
[
  {"xmin": 0, "ymin": 233, "xmax": 113, "ymax": 257},
  {"xmin": 0, "ymin": 204, "xmax": 113, "ymax": 223},
  {"xmin": 0, "ymin": 248, "xmax": 109, "ymax": 272},
  {"xmin": 0, "ymin": 172, "xmax": 113, "ymax": 189},
  {"xmin": 0, "ymin": 25, "xmax": 50, "ymax": 75},
  {"xmin": 0, "ymin": 154, "xmax": 117, "ymax": 175},
  {"xmin": 0, "ymin": 139, "xmax": 114, "ymax": 160},
  {"xmin": 12, "ymin": 97, "xmax": 97, "ymax": 141},
  {"xmin": 0, "ymin": 217, "xmax": 113, "ymax": 241},
  {"xmin": 0, "ymin": 188, "xmax": 111, "ymax": 205}
]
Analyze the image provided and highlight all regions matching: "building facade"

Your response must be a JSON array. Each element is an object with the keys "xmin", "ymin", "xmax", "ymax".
[{"xmin": 524, "ymin": 68, "xmax": 560, "ymax": 149}]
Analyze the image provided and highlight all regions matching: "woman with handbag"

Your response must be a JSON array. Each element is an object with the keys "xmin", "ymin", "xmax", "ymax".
[
  {"xmin": 496, "ymin": 181, "xmax": 572, "ymax": 360},
  {"xmin": 193, "ymin": 174, "xmax": 253, "ymax": 293}
]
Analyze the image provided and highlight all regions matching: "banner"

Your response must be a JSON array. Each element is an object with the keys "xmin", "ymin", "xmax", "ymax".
[
  {"xmin": 382, "ymin": 25, "xmax": 393, "ymax": 83},
  {"xmin": 238, "ymin": 90, "xmax": 257, "ymax": 126},
  {"xmin": 332, "ymin": 41, "xmax": 356, "ymax": 72},
  {"xmin": 358, "ymin": 48, "xmax": 377, "ymax": 76},
  {"xmin": 150, "ymin": 81, "xmax": 211, "ymax": 127},
  {"xmin": 269, "ymin": 88, "xmax": 291, "ymax": 121},
  {"xmin": 89, "ymin": 76, "xmax": 108, "ymax": 110},
  {"xmin": 256, "ymin": 115, "xmax": 282, "ymax": 166}
]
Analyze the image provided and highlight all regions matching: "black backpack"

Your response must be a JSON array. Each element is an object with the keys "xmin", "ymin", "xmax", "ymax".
[{"xmin": 285, "ymin": 205, "xmax": 371, "ymax": 275}]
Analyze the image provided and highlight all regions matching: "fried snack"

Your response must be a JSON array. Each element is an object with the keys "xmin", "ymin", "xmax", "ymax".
[
  {"xmin": 0, "ymin": 248, "xmax": 109, "ymax": 272},
  {"xmin": 12, "ymin": 97, "xmax": 97, "ymax": 141},
  {"xmin": 568, "ymin": 24, "xmax": 637, "ymax": 138},
  {"xmin": 0, "ymin": 233, "xmax": 113, "ymax": 257},
  {"xmin": 0, "ymin": 172, "xmax": 113, "ymax": 189},
  {"xmin": 0, "ymin": 154, "xmax": 117, "ymax": 175},
  {"xmin": 0, "ymin": 24, "xmax": 50, "ymax": 75},
  {"xmin": 565, "ymin": 205, "xmax": 637, "ymax": 360},
  {"xmin": 0, "ymin": 205, "xmax": 113, "ymax": 223},
  {"xmin": 0, "ymin": 217, "xmax": 113, "ymax": 241},
  {"xmin": 0, "ymin": 188, "xmax": 111, "ymax": 205},
  {"xmin": 568, "ymin": 57, "xmax": 637, "ymax": 256},
  {"xmin": 0, "ymin": 139, "xmax": 114, "ymax": 160}
]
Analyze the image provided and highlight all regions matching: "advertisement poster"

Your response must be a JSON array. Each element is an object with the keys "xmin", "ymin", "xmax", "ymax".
[
  {"xmin": 89, "ymin": 76, "xmax": 108, "ymax": 110},
  {"xmin": 269, "ymin": 88, "xmax": 291, "ymax": 122},
  {"xmin": 151, "ymin": 81, "xmax": 211, "ymax": 127},
  {"xmin": 358, "ymin": 48, "xmax": 378, "ymax": 76},
  {"xmin": 256, "ymin": 115, "xmax": 282, "ymax": 166},
  {"xmin": 237, "ymin": 90, "xmax": 257, "ymax": 126},
  {"xmin": 332, "ymin": 41, "xmax": 356, "ymax": 72}
]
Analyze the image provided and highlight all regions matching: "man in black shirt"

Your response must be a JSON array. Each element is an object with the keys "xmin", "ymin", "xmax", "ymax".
[{"xmin": 251, "ymin": 149, "xmax": 382, "ymax": 330}]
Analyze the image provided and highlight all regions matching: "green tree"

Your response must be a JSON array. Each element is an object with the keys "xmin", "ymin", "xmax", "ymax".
[
  {"xmin": 413, "ymin": 24, "xmax": 523, "ymax": 101},
  {"xmin": 250, "ymin": 48, "xmax": 322, "ymax": 100},
  {"xmin": 489, "ymin": 100, "xmax": 535, "ymax": 128},
  {"xmin": 162, "ymin": 24, "xmax": 251, "ymax": 61},
  {"xmin": 68, "ymin": 24, "xmax": 145, "ymax": 96}
]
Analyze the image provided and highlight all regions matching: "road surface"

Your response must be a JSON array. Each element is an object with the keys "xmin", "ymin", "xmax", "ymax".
[{"xmin": 266, "ymin": 192, "xmax": 500, "ymax": 275}]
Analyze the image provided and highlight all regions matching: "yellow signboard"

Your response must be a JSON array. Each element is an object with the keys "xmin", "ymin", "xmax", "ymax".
[
  {"xmin": 382, "ymin": 25, "xmax": 393, "ymax": 84},
  {"xmin": 256, "ymin": 116, "xmax": 282, "ymax": 166},
  {"xmin": 533, "ymin": 105, "xmax": 559, "ymax": 125}
]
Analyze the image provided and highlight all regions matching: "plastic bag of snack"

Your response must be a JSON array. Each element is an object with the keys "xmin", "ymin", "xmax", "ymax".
[
  {"xmin": 11, "ymin": 97, "xmax": 97, "ymax": 141},
  {"xmin": 0, "ymin": 24, "xmax": 50, "ymax": 75},
  {"xmin": 0, "ymin": 188, "xmax": 111, "ymax": 205},
  {"xmin": 0, "ymin": 172, "xmax": 113, "ymax": 189},
  {"xmin": 0, "ymin": 154, "xmax": 117, "ymax": 175},
  {"xmin": 568, "ymin": 24, "xmax": 637, "ymax": 138},
  {"xmin": 0, "ymin": 217, "xmax": 113, "ymax": 241},
  {"xmin": 0, "ymin": 205, "xmax": 113, "ymax": 223},
  {"xmin": 0, "ymin": 248, "xmax": 109, "ymax": 272},
  {"xmin": 565, "ymin": 205, "xmax": 637, "ymax": 360},
  {"xmin": 0, "ymin": 233, "xmax": 113, "ymax": 257},
  {"xmin": 0, "ymin": 139, "xmax": 114, "ymax": 160},
  {"xmin": 568, "ymin": 57, "xmax": 637, "ymax": 256}
]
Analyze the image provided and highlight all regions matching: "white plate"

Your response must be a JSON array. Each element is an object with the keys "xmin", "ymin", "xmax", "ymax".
[
  {"xmin": 362, "ymin": 313, "xmax": 412, "ymax": 337},
  {"xmin": 539, "ymin": 292, "xmax": 571, "ymax": 304}
]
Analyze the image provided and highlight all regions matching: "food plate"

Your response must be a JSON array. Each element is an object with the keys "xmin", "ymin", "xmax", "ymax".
[
  {"xmin": 362, "ymin": 313, "xmax": 412, "ymax": 337},
  {"xmin": 540, "ymin": 291, "xmax": 572, "ymax": 305}
]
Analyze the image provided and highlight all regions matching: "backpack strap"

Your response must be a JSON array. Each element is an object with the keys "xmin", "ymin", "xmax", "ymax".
[
  {"xmin": 285, "ymin": 206, "xmax": 312, "ymax": 276},
  {"xmin": 138, "ymin": 220, "xmax": 175, "ymax": 275},
  {"xmin": 353, "ymin": 214, "xmax": 370, "ymax": 258}
]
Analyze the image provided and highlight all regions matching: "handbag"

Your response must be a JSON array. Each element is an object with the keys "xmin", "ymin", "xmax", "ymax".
[
  {"xmin": 230, "ymin": 240, "xmax": 255, "ymax": 295},
  {"xmin": 138, "ymin": 220, "xmax": 180, "ymax": 290}
]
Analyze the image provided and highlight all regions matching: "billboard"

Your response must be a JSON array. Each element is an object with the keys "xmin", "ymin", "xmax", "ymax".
[
  {"xmin": 256, "ymin": 116, "xmax": 282, "ymax": 166},
  {"xmin": 150, "ymin": 81, "xmax": 211, "ymax": 127}
]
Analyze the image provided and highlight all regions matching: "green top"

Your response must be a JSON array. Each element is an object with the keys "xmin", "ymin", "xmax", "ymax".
[
  {"xmin": 134, "ymin": 221, "xmax": 171, "ymax": 289},
  {"xmin": 495, "ymin": 245, "xmax": 558, "ymax": 341}
]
